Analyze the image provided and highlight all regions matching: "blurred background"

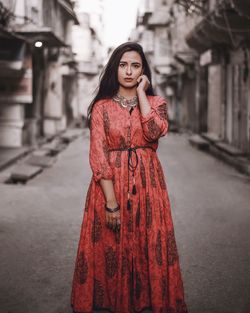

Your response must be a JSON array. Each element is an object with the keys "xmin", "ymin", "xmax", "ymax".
[
  {"xmin": 0, "ymin": 0, "xmax": 249, "ymax": 165},
  {"xmin": 0, "ymin": 1, "xmax": 250, "ymax": 313}
]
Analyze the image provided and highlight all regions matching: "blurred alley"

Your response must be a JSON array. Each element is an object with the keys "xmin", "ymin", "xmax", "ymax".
[
  {"xmin": 0, "ymin": 132, "xmax": 250, "ymax": 313},
  {"xmin": 0, "ymin": 0, "xmax": 250, "ymax": 173},
  {"xmin": 1, "ymin": 1, "xmax": 250, "ymax": 313}
]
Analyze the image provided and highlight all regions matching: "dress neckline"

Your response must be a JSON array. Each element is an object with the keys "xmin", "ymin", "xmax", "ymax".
[{"xmin": 112, "ymin": 98, "xmax": 138, "ymax": 115}]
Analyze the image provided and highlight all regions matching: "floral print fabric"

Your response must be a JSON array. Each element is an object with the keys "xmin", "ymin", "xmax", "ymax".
[{"xmin": 71, "ymin": 96, "xmax": 188, "ymax": 313}]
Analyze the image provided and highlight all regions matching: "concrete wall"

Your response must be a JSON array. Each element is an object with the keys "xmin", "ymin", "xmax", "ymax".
[
  {"xmin": 207, "ymin": 65, "xmax": 222, "ymax": 137},
  {"xmin": 72, "ymin": 14, "xmax": 93, "ymax": 62},
  {"xmin": 180, "ymin": 77, "xmax": 196, "ymax": 131},
  {"xmin": 72, "ymin": 8, "xmax": 105, "ymax": 120},
  {"xmin": 0, "ymin": 104, "xmax": 24, "ymax": 147},
  {"xmin": 226, "ymin": 49, "xmax": 250, "ymax": 153},
  {"xmin": 43, "ymin": 61, "xmax": 66, "ymax": 136},
  {"xmin": 77, "ymin": 74, "xmax": 99, "ymax": 117}
]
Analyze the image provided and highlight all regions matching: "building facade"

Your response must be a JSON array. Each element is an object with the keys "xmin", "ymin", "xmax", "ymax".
[
  {"xmin": 133, "ymin": 0, "xmax": 250, "ymax": 156},
  {"xmin": 131, "ymin": 0, "xmax": 201, "ymax": 130},
  {"xmin": 186, "ymin": 0, "xmax": 250, "ymax": 155},
  {"xmin": 72, "ymin": 0, "xmax": 105, "ymax": 124},
  {"xmin": 0, "ymin": 0, "xmax": 79, "ymax": 148}
]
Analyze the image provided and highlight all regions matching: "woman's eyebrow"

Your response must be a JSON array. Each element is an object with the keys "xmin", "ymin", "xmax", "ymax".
[{"xmin": 119, "ymin": 61, "xmax": 141, "ymax": 65}]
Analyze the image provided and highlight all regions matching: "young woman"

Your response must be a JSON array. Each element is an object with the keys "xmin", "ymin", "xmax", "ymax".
[{"xmin": 71, "ymin": 42, "xmax": 188, "ymax": 313}]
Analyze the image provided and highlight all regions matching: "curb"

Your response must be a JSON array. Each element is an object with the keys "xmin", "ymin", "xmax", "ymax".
[
  {"xmin": 188, "ymin": 133, "xmax": 250, "ymax": 176},
  {"xmin": 0, "ymin": 127, "xmax": 87, "ymax": 174},
  {"xmin": 0, "ymin": 147, "xmax": 34, "ymax": 172}
]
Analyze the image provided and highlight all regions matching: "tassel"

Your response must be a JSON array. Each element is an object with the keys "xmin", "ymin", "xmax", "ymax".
[
  {"xmin": 132, "ymin": 184, "xmax": 136, "ymax": 195},
  {"xmin": 132, "ymin": 175, "xmax": 136, "ymax": 195},
  {"xmin": 127, "ymin": 192, "xmax": 131, "ymax": 210}
]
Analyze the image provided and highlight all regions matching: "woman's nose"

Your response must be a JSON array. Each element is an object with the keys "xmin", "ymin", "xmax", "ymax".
[{"xmin": 126, "ymin": 66, "xmax": 132, "ymax": 75}]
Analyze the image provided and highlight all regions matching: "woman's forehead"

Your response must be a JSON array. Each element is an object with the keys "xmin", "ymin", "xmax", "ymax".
[{"xmin": 120, "ymin": 51, "xmax": 142, "ymax": 63}]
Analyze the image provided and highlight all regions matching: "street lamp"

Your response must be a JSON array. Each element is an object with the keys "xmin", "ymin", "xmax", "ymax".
[{"xmin": 34, "ymin": 41, "xmax": 43, "ymax": 48}]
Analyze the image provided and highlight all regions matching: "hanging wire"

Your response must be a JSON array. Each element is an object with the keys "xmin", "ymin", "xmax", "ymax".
[
  {"xmin": 0, "ymin": 0, "xmax": 35, "ymax": 27},
  {"xmin": 0, "ymin": 1, "xmax": 14, "ymax": 26},
  {"xmin": 222, "ymin": 10, "xmax": 237, "ymax": 47},
  {"xmin": 174, "ymin": 0, "xmax": 250, "ymax": 33},
  {"xmin": 208, "ymin": 18, "xmax": 250, "ymax": 33},
  {"xmin": 148, "ymin": 0, "xmax": 250, "ymax": 52},
  {"xmin": 175, "ymin": 0, "xmax": 207, "ymax": 15}
]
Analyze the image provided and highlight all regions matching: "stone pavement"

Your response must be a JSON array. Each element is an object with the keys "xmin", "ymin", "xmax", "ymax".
[
  {"xmin": 0, "ymin": 132, "xmax": 250, "ymax": 313},
  {"xmin": 0, "ymin": 146, "xmax": 32, "ymax": 171}
]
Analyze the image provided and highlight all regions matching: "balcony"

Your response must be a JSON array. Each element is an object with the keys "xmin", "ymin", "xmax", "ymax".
[
  {"xmin": 148, "ymin": 6, "xmax": 171, "ymax": 29},
  {"xmin": 12, "ymin": 0, "xmax": 79, "ymax": 47},
  {"xmin": 186, "ymin": 2, "xmax": 250, "ymax": 52}
]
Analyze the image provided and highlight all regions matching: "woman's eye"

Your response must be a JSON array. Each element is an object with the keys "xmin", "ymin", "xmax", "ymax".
[{"xmin": 120, "ymin": 63, "xmax": 126, "ymax": 68}]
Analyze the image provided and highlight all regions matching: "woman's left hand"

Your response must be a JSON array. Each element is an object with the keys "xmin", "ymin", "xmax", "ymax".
[{"xmin": 137, "ymin": 75, "xmax": 150, "ymax": 93}]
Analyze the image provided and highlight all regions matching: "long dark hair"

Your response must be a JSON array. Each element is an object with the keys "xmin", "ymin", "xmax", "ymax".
[{"xmin": 87, "ymin": 41, "xmax": 155, "ymax": 127}]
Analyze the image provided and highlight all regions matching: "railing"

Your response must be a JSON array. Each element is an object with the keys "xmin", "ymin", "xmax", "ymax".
[
  {"xmin": 175, "ymin": 0, "xmax": 208, "ymax": 15},
  {"xmin": 0, "ymin": 0, "xmax": 15, "ymax": 26}
]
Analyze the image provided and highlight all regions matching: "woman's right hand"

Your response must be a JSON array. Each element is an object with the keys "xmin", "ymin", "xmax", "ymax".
[{"xmin": 105, "ymin": 200, "xmax": 121, "ymax": 232}]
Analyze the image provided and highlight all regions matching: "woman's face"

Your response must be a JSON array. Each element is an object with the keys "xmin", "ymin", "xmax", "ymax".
[{"xmin": 117, "ymin": 51, "xmax": 143, "ymax": 89}]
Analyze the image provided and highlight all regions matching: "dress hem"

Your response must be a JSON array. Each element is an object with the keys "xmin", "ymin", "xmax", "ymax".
[{"xmin": 71, "ymin": 303, "xmax": 153, "ymax": 313}]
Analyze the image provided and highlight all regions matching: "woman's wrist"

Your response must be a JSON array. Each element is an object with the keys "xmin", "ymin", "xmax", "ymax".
[
  {"xmin": 105, "ymin": 203, "xmax": 120, "ymax": 213},
  {"xmin": 137, "ymin": 87, "xmax": 146, "ymax": 95},
  {"xmin": 106, "ymin": 199, "xmax": 118, "ymax": 209}
]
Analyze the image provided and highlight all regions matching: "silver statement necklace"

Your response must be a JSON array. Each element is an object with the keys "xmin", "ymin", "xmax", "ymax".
[{"xmin": 113, "ymin": 94, "xmax": 138, "ymax": 108}]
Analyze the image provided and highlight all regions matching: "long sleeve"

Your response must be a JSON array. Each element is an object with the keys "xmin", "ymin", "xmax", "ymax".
[
  {"xmin": 89, "ymin": 101, "xmax": 114, "ymax": 183},
  {"xmin": 140, "ymin": 96, "xmax": 169, "ymax": 142}
]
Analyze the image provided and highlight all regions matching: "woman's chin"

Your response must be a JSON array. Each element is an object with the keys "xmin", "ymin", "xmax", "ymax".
[{"xmin": 121, "ymin": 81, "xmax": 137, "ymax": 88}]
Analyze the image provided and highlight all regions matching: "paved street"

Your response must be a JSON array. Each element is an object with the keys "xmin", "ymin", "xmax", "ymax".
[{"xmin": 0, "ymin": 132, "xmax": 250, "ymax": 313}]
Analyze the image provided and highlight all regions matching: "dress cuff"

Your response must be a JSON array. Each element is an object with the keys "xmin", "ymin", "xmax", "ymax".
[
  {"xmin": 93, "ymin": 168, "xmax": 114, "ymax": 183},
  {"xmin": 140, "ymin": 108, "xmax": 155, "ymax": 123}
]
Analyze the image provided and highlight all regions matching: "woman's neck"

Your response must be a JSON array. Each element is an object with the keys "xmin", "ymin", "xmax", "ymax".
[{"xmin": 118, "ymin": 86, "xmax": 137, "ymax": 99}]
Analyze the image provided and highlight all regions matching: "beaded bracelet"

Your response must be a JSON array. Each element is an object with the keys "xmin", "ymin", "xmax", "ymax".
[{"xmin": 105, "ymin": 204, "xmax": 120, "ymax": 213}]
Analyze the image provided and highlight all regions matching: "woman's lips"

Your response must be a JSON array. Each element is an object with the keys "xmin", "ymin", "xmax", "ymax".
[{"xmin": 124, "ymin": 78, "xmax": 133, "ymax": 82}]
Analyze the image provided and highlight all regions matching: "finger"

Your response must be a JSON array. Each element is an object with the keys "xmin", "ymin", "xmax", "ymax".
[
  {"xmin": 112, "ymin": 218, "xmax": 117, "ymax": 232},
  {"xmin": 116, "ymin": 216, "xmax": 121, "ymax": 231},
  {"xmin": 109, "ymin": 222, "xmax": 114, "ymax": 230},
  {"xmin": 106, "ymin": 221, "xmax": 111, "ymax": 229},
  {"xmin": 137, "ymin": 76, "xmax": 143, "ymax": 84},
  {"xmin": 109, "ymin": 216, "xmax": 115, "ymax": 230},
  {"xmin": 111, "ymin": 217, "xmax": 118, "ymax": 232},
  {"xmin": 106, "ymin": 214, "xmax": 112, "ymax": 229},
  {"xmin": 116, "ymin": 219, "xmax": 121, "ymax": 232},
  {"xmin": 105, "ymin": 214, "xmax": 109, "ymax": 228},
  {"xmin": 113, "ymin": 218, "xmax": 118, "ymax": 232},
  {"xmin": 105, "ymin": 212, "xmax": 109, "ymax": 224},
  {"xmin": 116, "ymin": 214, "xmax": 120, "ymax": 224}
]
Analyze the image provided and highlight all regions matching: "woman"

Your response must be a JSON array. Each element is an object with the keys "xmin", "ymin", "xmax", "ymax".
[{"xmin": 71, "ymin": 42, "xmax": 188, "ymax": 313}]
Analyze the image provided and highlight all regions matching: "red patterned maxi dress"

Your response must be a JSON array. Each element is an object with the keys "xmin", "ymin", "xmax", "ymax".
[{"xmin": 71, "ymin": 95, "xmax": 188, "ymax": 313}]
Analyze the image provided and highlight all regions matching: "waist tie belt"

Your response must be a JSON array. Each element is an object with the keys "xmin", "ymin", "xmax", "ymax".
[{"xmin": 108, "ymin": 145, "xmax": 156, "ymax": 210}]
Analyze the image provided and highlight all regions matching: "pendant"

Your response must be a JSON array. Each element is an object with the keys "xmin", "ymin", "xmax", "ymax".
[{"xmin": 113, "ymin": 94, "xmax": 138, "ymax": 109}]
